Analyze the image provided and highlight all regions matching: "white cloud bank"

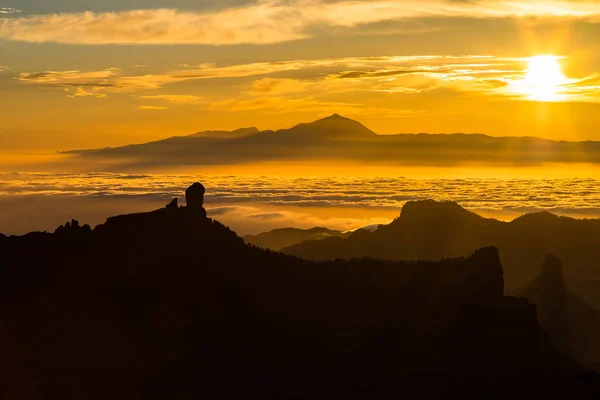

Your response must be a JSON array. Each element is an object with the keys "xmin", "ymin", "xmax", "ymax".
[{"xmin": 2, "ymin": 1, "xmax": 600, "ymax": 45}]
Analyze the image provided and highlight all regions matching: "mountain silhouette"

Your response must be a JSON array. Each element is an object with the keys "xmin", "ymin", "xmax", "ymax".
[
  {"xmin": 279, "ymin": 113, "xmax": 377, "ymax": 140},
  {"xmin": 283, "ymin": 200, "xmax": 600, "ymax": 308},
  {"xmin": 187, "ymin": 126, "xmax": 260, "ymax": 139},
  {"xmin": 61, "ymin": 114, "xmax": 600, "ymax": 169},
  {"xmin": 518, "ymin": 255, "xmax": 600, "ymax": 371},
  {"xmin": 0, "ymin": 183, "xmax": 598, "ymax": 398},
  {"xmin": 244, "ymin": 226, "xmax": 351, "ymax": 251}
]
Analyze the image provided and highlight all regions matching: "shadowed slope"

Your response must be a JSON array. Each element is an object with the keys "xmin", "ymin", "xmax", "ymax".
[
  {"xmin": 519, "ymin": 255, "xmax": 600, "ymax": 371},
  {"xmin": 283, "ymin": 200, "xmax": 600, "ymax": 307},
  {"xmin": 244, "ymin": 227, "xmax": 351, "ymax": 251}
]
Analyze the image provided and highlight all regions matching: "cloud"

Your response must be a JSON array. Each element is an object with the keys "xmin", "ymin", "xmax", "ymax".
[
  {"xmin": 18, "ymin": 68, "xmax": 179, "ymax": 92},
  {"xmin": 137, "ymin": 105, "xmax": 167, "ymax": 110},
  {"xmin": 206, "ymin": 205, "xmax": 393, "ymax": 235},
  {"xmin": 246, "ymin": 78, "xmax": 313, "ymax": 95},
  {"xmin": 2, "ymin": 1, "xmax": 600, "ymax": 45},
  {"xmin": 68, "ymin": 88, "xmax": 107, "ymax": 98},
  {"xmin": 0, "ymin": 65, "xmax": 9, "ymax": 72},
  {"xmin": 19, "ymin": 69, "xmax": 122, "ymax": 87},
  {"xmin": 15, "ymin": 54, "xmax": 600, "ymax": 102},
  {"xmin": 139, "ymin": 94, "xmax": 203, "ymax": 104},
  {"xmin": 208, "ymin": 96, "xmax": 358, "ymax": 113},
  {"xmin": 16, "ymin": 55, "xmax": 511, "ymax": 93},
  {"xmin": 555, "ymin": 73, "xmax": 600, "ymax": 100},
  {"xmin": 0, "ymin": 7, "xmax": 21, "ymax": 14},
  {"xmin": 334, "ymin": 68, "xmax": 440, "ymax": 80}
]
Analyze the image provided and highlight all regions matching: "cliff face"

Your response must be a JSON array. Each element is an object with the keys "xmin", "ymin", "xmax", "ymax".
[
  {"xmin": 0, "ymin": 187, "xmax": 595, "ymax": 398},
  {"xmin": 519, "ymin": 255, "xmax": 570, "ymax": 355}
]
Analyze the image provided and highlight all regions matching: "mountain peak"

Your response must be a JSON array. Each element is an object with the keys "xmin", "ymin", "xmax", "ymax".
[
  {"xmin": 286, "ymin": 113, "xmax": 376, "ymax": 139},
  {"xmin": 314, "ymin": 113, "xmax": 358, "ymax": 124},
  {"xmin": 322, "ymin": 113, "xmax": 346, "ymax": 120},
  {"xmin": 513, "ymin": 211, "xmax": 560, "ymax": 224},
  {"xmin": 398, "ymin": 200, "xmax": 481, "ymax": 223}
]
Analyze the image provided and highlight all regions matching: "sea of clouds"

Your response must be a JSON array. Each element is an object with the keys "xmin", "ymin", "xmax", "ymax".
[{"xmin": 1, "ymin": 172, "xmax": 600, "ymax": 235}]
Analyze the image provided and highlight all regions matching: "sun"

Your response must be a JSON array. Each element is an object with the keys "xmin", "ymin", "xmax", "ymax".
[{"xmin": 518, "ymin": 56, "xmax": 568, "ymax": 101}]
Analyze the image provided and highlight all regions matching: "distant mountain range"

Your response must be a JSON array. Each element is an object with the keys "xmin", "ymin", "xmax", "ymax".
[
  {"xmin": 63, "ymin": 114, "xmax": 600, "ymax": 168},
  {"xmin": 281, "ymin": 200, "xmax": 600, "ymax": 308},
  {"xmin": 244, "ymin": 227, "xmax": 351, "ymax": 251}
]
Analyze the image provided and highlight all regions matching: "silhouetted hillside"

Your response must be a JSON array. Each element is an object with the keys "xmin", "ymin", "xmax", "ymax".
[
  {"xmin": 61, "ymin": 114, "xmax": 600, "ymax": 169},
  {"xmin": 244, "ymin": 227, "xmax": 351, "ymax": 251},
  {"xmin": 283, "ymin": 200, "xmax": 600, "ymax": 307},
  {"xmin": 518, "ymin": 255, "xmax": 600, "ymax": 371},
  {"xmin": 0, "ymin": 184, "xmax": 597, "ymax": 398}
]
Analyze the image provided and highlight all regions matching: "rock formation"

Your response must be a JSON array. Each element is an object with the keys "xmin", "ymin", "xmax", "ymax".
[
  {"xmin": 522, "ymin": 254, "xmax": 569, "ymax": 354},
  {"xmin": 185, "ymin": 182, "xmax": 207, "ymax": 218},
  {"xmin": 518, "ymin": 254, "xmax": 600, "ymax": 371},
  {"xmin": 166, "ymin": 198, "xmax": 178, "ymax": 210},
  {"xmin": 54, "ymin": 219, "xmax": 92, "ymax": 235},
  {"xmin": 185, "ymin": 182, "xmax": 205, "ymax": 209}
]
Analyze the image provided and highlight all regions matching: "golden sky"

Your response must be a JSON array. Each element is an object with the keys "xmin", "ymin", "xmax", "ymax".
[{"xmin": 2, "ymin": 0, "xmax": 600, "ymax": 151}]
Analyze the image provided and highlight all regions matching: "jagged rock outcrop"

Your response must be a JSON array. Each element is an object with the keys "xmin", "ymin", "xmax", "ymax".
[
  {"xmin": 100, "ymin": 184, "xmax": 208, "ymax": 232},
  {"xmin": 166, "ymin": 198, "xmax": 178, "ymax": 210},
  {"xmin": 520, "ymin": 254, "xmax": 570, "ymax": 355},
  {"xmin": 185, "ymin": 182, "xmax": 205, "ymax": 209},
  {"xmin": 185, "ymin": 182, "xmax": 207, "ymax": 218},
  {"xmin": 54, "ymin": 219, "xmax": 92, "ymax": 235}
]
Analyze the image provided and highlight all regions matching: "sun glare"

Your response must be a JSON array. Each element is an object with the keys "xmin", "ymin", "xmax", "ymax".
[{"xmin": 516, "ymin": 56, "xmax": 568, "ymax": 101}]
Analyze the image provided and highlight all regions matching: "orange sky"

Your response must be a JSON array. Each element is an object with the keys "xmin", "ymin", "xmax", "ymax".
[{"xmin": 1, "ymin": 1, "xmax": 600, "ymax": 152}]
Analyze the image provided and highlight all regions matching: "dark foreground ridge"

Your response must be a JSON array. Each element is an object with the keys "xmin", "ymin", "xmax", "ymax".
[{"xmin": 0, "ymin": 184, "xmax": 599, "ymax": 399}]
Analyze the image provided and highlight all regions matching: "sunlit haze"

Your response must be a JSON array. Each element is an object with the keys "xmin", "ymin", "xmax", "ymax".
[
  {"xmin": 514, "ymin": 56, "xmax": 569, "ymax": 101},
  {"xmin": 3, "ymin": 0, "xmax": 600, "ymax": 234}
]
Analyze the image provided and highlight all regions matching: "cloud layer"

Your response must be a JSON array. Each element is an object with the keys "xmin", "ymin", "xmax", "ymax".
[
  {"xmin": 3, "ymin": 172, "xmax": 600, "ymax": 217},
  {"xmin": 15, "ymin": 55, "xmax": 600, "ymax": 103},
  {"xmin": 2, "ymin": 1, "xmax": 600, "ymax": 45}
]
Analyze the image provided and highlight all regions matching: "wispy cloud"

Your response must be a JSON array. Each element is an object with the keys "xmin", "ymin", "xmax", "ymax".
[
  {"xmin": 208, "ymin": 96, "xmax": 422, "ymax": 118},
  {"xmin": 137, "ymin": 105, "xmax": 168, "ymax": 111},
  {"xmin": 68, "ymin": 88, "xmax": 107, "ymax": 98},
  {"xmin": 16, "ymin": 55, "xmax": 509, "ymax": 92},
  {"xmin": 2, "ymin": 1, "xmax": 600, "ymax": 45},
  {"xmin": 15, "ymin": 55, "xmax": 600, "ymax": 102},
  {"xmin": 246, "ymin": 78, "xmax": 314, "ymax": 96},
  {"xmin": 0, "ymin": 7, "xmax": 21, "ymax": 14},
  {"xmin": 139, "ymin": 95, "xmax": 203, "ymax": 104},
  {"xmin": 19, "ymin": 69, "xmax": 121, "ymax": 87}
]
